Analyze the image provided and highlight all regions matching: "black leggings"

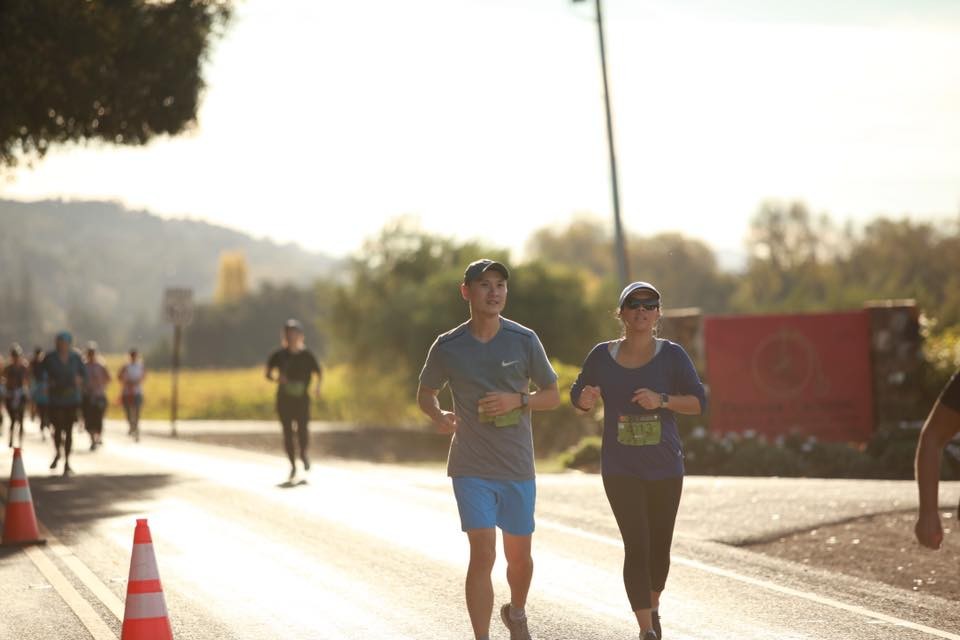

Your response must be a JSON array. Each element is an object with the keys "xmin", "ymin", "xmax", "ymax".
[
  {"xmin": 6, "ymin": 399, "xmax": 26, "ymax": 444},
  {"xmin": 277, "ymin": 395, "xmax": 310, "ymax": 466},
  {"xmin": 50, "ymin": 405, "xmax": 78, "ymax": 459},
  {"xmin": 603, "ymin": 474, "xmax": 683, "ymax": 611},
  {"xmin": 82, "ymin": 396, "xmax": 107, "ymax": 436}
]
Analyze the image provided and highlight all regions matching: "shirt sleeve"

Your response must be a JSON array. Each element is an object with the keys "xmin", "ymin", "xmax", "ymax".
[
  {"xmin": 308, "ymin": 351, "xmax": 322, "ymax": 376},
  {"xmin": 939, "ymin": 369, "xmax": 960, "ymax": 412},
  {"xmin": 670, "ymin": 343, "xmax": 707, "ymax": 414},
  {"xmin": 418, "ymin": 338, "xmax": 447, "ymax": 391},
  {"xmin": 266, "ymin": 350, "xmax": 280, "ymax": 371},
  {"xmin": 528, "ymin": 332, "xmax": 558, "ymax": 389},
  {"xmin": 570, "ymin": 344, "xmax": 602, "ymax": 408}
]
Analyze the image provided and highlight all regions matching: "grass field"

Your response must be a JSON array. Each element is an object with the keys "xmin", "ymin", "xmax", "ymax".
[{"xmin": 97, "ymin": 357, "xmax": 419, "ymax": 423}]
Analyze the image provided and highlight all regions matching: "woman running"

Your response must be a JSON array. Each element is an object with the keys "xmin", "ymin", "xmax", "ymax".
[
  {"xmin": 265, "ymin": 319, "xmax": 322, "ymax": 481},
  {"xmin": 4, "ymin": 344, "xmax": 30, "ymax": 448},
  {"xmin": 118, "ymin": 348, "xmax": 146, "ymax": 442},
  {"xmin": 82, "ymin": 342, "xmax": 111, "ymax": 450},
  {"xmin": 42, "ymin": 332, "xmax": 87, "ymax": 476},
  {"xmin": 570, "ymin": 282, "xmax": 706, "ymax": 640}
]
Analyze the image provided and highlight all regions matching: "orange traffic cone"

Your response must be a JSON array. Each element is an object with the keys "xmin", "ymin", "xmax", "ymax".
[
  {"xmin": 121, "ymin": 519, "xmax": 173, "ymax": 640},
  {"xmin": 2, "ymin": 448, "xmax": 46, "ymax": 546}
]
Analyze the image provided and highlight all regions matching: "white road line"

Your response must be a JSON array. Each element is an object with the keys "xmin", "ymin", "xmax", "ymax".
[
  {"xmin": 537, "ymin": 518, "xmax": 960, "ymax": 640},
  {"xmin": 39, "ymin": 522, "xmax": 125, "ymax": 620},
  {"xmin": 21, "ymin": 544, "xmax": 118, "ymax": 640},
  {"xmin": 1, "ymin": 483, "xmax": 124, "ymax": 636}
]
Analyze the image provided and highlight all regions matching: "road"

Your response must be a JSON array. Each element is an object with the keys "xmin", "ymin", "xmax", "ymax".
[{"xmin": 1, "ymin": 421, "xmax": 959, "ymax": 640}]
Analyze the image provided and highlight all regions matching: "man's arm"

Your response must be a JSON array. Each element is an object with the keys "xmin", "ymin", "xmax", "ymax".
[
  {"xmin": 478, "ymin": 382, "xmax": 561, "ymax": 417},
  {"xmin": 417, "ymin": 383, "xmax": 457, "ymax": 434},
  {"xmin": 915, "ymin": 401, "xmax": 960, "ymax": 549}
]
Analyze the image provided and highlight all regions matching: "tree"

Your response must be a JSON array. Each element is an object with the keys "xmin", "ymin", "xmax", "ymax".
[
  {"xmin": 0, "ymin": 0, "xmax": 232, "ymax": 168},
  {"xmin": 730, "ymin": 201, "xmax": 843, "ymax": 312},
  {"xmin": 527, "ymin": 216, "xmax": 735, "ymax": 314},
  {"xmin": 214, "ymin": 250, "xmax": 249, "ymax": 304}
]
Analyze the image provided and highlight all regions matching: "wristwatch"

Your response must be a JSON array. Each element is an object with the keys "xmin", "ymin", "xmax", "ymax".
[
  {"xmin": 520, "ymin": 392, "xmax": 530, "ymax": 408},
  {"xmin": 659, "ymin": 393, "xmax": 669, "ymax": 409}
]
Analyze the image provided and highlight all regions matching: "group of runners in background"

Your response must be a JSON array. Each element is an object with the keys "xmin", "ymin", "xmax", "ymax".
[{"xmin": 0, "ymin": 333, "xmax": 147, "ymax": 475}]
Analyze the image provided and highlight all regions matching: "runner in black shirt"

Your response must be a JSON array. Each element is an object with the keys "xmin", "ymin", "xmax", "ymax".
[
  {"xmin": 29, "ymin": 347, "xmax": 50, "ymax": 441},
  {"xmin": 265, "ymin": 319, "xmax": 322, "ymax": 481}
]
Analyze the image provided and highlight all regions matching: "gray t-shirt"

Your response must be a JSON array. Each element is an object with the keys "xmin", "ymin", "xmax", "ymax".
[{"xmin": 420, "ymin": 317, "xmax": 558, "ymax": 481}]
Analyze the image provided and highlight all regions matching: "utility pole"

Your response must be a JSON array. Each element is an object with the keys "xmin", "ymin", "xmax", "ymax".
[{"xmin": 574, "ymin": 0, "xmax": 630, "ymax": 285}]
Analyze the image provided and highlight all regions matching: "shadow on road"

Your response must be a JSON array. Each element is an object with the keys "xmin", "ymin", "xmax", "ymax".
[{"xmin": 28, "ymin": 473, "xmax": 178, "ymax": 537}]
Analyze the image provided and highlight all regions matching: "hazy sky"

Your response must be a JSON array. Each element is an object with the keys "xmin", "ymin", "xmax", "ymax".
[{"xmin": 4, "ymin": 0, "xmax": 960, "ymax": 266}]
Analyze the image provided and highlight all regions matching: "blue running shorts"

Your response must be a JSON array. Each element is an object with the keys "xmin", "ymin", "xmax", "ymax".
[{"xmin": 451, "ymin": 477, "xmax": 536, "ymax": 536}]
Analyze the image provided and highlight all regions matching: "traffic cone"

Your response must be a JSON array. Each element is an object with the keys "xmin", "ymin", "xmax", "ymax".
[
  {"xmin": 121, "ymin": 519, "xmax": 173, "ymax": 640},
  {"xmin": 2, "ymin": 448, "xmax": 46, "ymax": 546}
]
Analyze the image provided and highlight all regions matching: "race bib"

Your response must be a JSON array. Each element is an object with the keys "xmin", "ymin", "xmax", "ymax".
[
  {"xmin": 479, "ymin": 408, "xmax": 523, "ymax": 428},
  {"xmin": 617, "ymin": 414, "xmax": 662, "ymax": 446},
  {"xmin": 281, "ymin": 381, "xmax": 307, "ymax": 396}
]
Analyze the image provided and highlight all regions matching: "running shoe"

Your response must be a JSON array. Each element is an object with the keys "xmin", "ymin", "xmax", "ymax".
[
  {"xmin": 288, "ymin": 466, "xmax": 297, "ymax": 482},
  {"xmin": 50, "ymin": 454, "xmax": 60, "ymax": 469},
  {"xmin": 499, "ymin": 603, "xmax": 532, "ymax": 640},
  {"xmin": 641, "ymin": 631, "xmax": 658, "ymax": 640},
  {"xmin": 302, "ymin": 456, "xmax": 311, "ymax": 471},
  {"xmin": 652, "ymin": 610, "xmax": 661, "ymax": 639},
  {"xmin": 62, "ymin": 464, "xmax": 73, "ymax": 477}
]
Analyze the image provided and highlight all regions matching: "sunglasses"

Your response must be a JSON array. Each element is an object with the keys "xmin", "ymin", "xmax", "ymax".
[{"xmin": 623, "ymin": 299, "xmax": 660, "ymax": 311}]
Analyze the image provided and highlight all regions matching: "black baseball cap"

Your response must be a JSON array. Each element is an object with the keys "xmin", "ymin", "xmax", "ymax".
[{"xmin": 463, "ymin": 259, "xmax": 510, "ymax": 284}]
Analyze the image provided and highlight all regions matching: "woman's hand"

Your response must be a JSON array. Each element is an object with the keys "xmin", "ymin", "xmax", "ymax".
[
  {"xmin": 632, "ymin": 388, "xmax": 661, "ymax": 410},
  {"xmin": 577, "ymin": 385, "xmax": 602, "ymax": 410}
]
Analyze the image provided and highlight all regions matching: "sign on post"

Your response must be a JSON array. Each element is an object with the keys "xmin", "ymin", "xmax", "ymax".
[
  {"xmin": 704, "ymin": 310, "xmax": 875, "ymax": 442},
  {"xmin": 163, "ymin": 288, "xmax": 194, "ymax": 327},
  {"xmin": 163, "ymin": 288, "xmax": 194, "ymax": 437}
]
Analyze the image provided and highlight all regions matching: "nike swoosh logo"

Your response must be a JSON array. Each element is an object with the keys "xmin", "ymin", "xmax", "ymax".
[{"xmin": 502, "ymin": 360, "xmax": 519, "ymax": 367}]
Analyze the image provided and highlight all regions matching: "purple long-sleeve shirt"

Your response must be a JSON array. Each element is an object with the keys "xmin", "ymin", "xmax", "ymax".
[{"xmin": 570, "ymin": 339, "xmax": 707, "ymax": 479}]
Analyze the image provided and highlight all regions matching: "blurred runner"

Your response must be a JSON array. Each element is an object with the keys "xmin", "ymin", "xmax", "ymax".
[
  {"xmin": 82, "ymin": 341, "xmax": 111, "ymax": 450},
  {"xmin": 417, "ymin": 259, "xmax": 560, "ymax": 640},
  {"xmin": 3, "ymin": 344, "xmax": 30, "ymax": 448},
  {"xmin": 118, "ymin": 348, "xmax": 146, "ymax": 442},
  {"xmin": 30, "ymin": 347, "xmax": 50, "ymax": 442},
  {"xmin": 915, "ymin": 368, "xmax": 960, "ymax": 549},
  {"xmin": 29, "ymin": 346, "xmax": 51, "ymax": 441},
  {"xmin": 265, "ymin": 319, "xmax": 322, "ymax": 481},
  {"xmin": 41, "ymin": 331, "xmax": 87, "ymax": 476}
]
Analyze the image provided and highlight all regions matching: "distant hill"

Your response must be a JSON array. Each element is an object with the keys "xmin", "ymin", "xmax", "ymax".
[{"xmin": 0, "ymin": 199, "xmax": 340, "ymax": 351}]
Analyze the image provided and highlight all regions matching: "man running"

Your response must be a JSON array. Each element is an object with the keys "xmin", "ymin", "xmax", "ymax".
[
  {"xmin": 3, "ymin": 344, "xmax": 30, "ymax": 448},
  {"xmin": 82, "ymin": 341, "xmax": 111, "ymax": 450},
  {"xmin": 41, "ymin": 332, "xmax": 87, "ymax": 476},
  {"xmin": 265, "ymin": 319, "xmax": 322, "ymax": 481},
  {"xmin": 417, "ymin": 259, "xmax": 560, "ymax": 640},
  {"xmin": 29, "ymin": 346, "xmax": 50, "ymax": 441},
  {"xmin": 915, "ymin": 368, "xmax": 960, "ymax": 549}
]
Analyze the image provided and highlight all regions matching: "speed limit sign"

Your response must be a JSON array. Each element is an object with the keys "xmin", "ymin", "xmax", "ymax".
[{"xmin": 163, "ymin": 288, "xmax": 194, "ymax": 326}]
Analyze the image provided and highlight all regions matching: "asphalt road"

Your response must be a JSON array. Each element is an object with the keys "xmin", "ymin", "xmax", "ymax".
[{"xmin": 1, "ymin": 422, "xmax": 959, "ymax": 640}]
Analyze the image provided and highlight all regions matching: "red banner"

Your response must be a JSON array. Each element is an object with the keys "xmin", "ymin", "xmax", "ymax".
[{"xmin": 704, "ymin": 311, "xmax": 874, "ymax": 442}]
